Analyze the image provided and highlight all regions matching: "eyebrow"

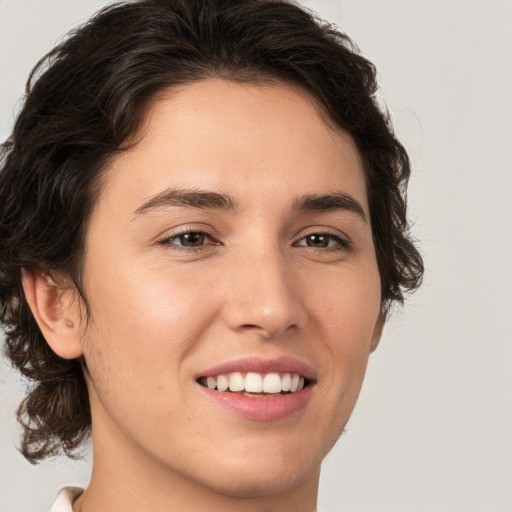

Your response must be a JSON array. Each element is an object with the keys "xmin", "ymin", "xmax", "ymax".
[
  {"xmin": 292, "ymin": 193, "xmax": 368, "ymax": 222},
  {"xmin": 134, "ymin": 188, "xmax": 237, "ymax": 215},
  {"xmin": 133, "ymin": 187, "xmax": 367, "ymax": 222}
]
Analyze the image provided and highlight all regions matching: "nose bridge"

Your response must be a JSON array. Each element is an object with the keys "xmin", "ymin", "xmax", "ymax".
[{"xmin": 223, "ymin": 241, "xmax": 307, "ymax": 338}]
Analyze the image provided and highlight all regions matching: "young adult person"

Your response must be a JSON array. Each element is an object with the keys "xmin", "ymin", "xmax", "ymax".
[{"xmin": 0, "ymin": 1, "xmax": 423, "ymax": 510}]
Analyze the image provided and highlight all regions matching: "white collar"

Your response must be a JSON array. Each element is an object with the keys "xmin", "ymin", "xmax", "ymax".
[{"xmin": 48, "ymin": 487, "xmax": 84, "ymax": 512}]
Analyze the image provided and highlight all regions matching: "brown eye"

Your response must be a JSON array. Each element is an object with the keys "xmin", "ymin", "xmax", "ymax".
[
  {"xmin": 304, "ymin": 234, "xmax": 330, "ymax": 248},
  {"xmin": 176, "ymin": 232, "xmax": 206, "ymax": 247},
  {"xmin": 297, "ymin": 233, "xmax": 346, "ymax": 249},
  {"xmin": 160, "ymin": 231, "xmax": 213, "ymax": 248}
]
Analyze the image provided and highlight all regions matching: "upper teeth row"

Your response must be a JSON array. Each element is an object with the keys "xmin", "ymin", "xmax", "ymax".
[{"xmin": 204, "ymin": 372, "xmax": 305, "ymax": 393}]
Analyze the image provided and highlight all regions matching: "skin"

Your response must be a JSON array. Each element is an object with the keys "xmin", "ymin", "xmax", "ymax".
[{"xmin": 23, "ymin": 79, "xmax": 384, "ymax": 512}]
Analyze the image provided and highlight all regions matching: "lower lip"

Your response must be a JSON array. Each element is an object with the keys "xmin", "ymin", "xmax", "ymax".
[{"xmin": 198, "ymin": 384, "xmax": 314, "ymax": 421}]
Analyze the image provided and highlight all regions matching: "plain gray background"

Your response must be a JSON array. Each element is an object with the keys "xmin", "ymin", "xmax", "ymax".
[{"xmin": 1, "ymin": 1, "xmax": 511, "ymax": 511}]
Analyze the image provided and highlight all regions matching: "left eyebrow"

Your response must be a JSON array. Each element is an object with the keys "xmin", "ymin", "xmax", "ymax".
[
  {"xmin": 133, "ymin": 187, "xmax": 237, "ymax": 215},
  {"xmin": 292, "ymin": 192, "xmax": 368, "ymax": 223}
]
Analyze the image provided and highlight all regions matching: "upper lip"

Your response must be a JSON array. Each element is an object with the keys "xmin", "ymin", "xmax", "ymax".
[{"xmin": 196, "ymin": 356, "xmax": 317, "ymax": 381}]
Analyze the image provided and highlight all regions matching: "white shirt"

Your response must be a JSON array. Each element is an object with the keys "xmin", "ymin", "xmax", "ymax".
[{"xmin": 48, "ymin": 487, "xmax": 83, "ymax": 512}]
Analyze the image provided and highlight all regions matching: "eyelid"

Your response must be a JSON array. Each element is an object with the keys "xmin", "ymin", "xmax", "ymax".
[
  {"xmin": 157, "ymin": 226, "xmax": 220, "ymax": 249},
  {"xmin": 294, "ymin": 228, "xmax": 352, "ymax": 247},
  {"xmin": 155, "ymin": 225, "xmax": 352, "ymax": 252}
]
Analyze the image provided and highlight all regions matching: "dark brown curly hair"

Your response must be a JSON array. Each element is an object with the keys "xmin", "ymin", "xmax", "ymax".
[{"xmin": 0, "ymin": 0, "xmax": 423, "ymax": 463}]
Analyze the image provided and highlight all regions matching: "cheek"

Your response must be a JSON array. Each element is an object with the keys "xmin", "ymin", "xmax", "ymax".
[
  {"xmin": 86, "ymin": 256, "xmax": 220, "ymax": 340},
  {"xmin": 79, "ymin": 271, "xmax": 219, "ymax": 445},
  {"xmin": 310, "ymin": 258, "xmax": 380, "ymax": 329},
  {"xmin": 306, "ymin": 262, "xmax": 381, "ymax": 381},
  {"xmin": 80, "ymin": 259, "xmax": 223, "ymax": 397}
]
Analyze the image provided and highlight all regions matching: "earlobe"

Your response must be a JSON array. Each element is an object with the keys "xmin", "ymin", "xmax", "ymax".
[
  {"xmin": 370, "ymin": 312, "xmax": 386, "ymax": 353},
  {"xmin": 21, "ymin": 269, "xmax": 83, "ymax": 359}
]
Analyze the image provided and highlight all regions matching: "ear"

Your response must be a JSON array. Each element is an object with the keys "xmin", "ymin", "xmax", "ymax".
[
  {"xmin": 21, "ymin": 269, "xmax": 84, "ymax": 359},
  {"xmin": 370, "ymin": 312, "xmax": 386, "ymax": 353}
]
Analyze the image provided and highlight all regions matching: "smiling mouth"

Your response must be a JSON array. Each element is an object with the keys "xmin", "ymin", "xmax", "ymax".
[{"xmin": 197, "ymin": 371, "xmax": 310, "ymax": 396}]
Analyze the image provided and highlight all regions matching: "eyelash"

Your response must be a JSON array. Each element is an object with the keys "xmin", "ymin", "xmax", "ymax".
[
  {"xmin": 294, "ymin": 232, "xmax": 351, "ymax": 251},
  {"xmin": 157, "ymin": 229, "xmax": 219, "ymax": 251},
  {"xmin": 157, "ymin": 229, "xmax": 351, "ymax": 253}
]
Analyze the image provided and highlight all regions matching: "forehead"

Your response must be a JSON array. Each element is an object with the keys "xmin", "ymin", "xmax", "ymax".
[{"xmin": 93, "ymin": 78, "xmax": 368, "ymax": 217}]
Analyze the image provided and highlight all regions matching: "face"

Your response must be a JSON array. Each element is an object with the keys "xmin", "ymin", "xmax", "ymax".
[{"xmin": 78, "ymin": 79, "xmax": 383, "ymax": 498}]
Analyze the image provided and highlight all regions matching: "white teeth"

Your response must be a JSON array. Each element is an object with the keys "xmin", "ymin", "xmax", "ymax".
[
  {"xmin": 217, "ymin": 374, "xmax": 229, "ymax": 392},
  {"xmin": 228, "ymin": 372, "xmax": 244, "ymax": 392},
  {"xmin": 281, "ymin": 373, "xmax": 291, "ymax": 392},
  {"xmin": 290, "ymin": 374, "xmax": 300, "ymax": 392},
  {"xmin": 263, "ymin": 372, "xmax": 282, "ymax": 393},
  {"xmin": 245, "ymin": 372, "xmax": 263, "ymax": 393},
  {"xmin": 202, "ymin": 371, "xmax": 308, "ymax": 394}
]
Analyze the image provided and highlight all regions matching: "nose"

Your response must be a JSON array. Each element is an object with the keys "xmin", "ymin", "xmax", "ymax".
[{"xmin": 222, "ymin": 249, "xmax": 308, "ymax": 339}]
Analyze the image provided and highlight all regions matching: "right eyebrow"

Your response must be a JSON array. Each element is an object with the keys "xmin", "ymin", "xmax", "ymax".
[
  {"xmin": 292, "ymin": 192, "xmax": 368, "ymax": 223},
  {"xmin": 133, "ymin": 187, "xmax": 237, "ymax": 215}
]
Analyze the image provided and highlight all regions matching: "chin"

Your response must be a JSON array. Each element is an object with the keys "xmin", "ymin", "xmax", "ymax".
[
  {"xmin": 184, "ymin": 442, "xmax": 323, "ymax": 499},
  {"xmin": 204, "ymin": 462, "xmax": 319, "ymax": 499}
]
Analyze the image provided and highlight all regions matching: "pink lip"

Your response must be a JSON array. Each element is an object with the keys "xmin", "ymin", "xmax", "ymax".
[
  {"xmin": 199, "ymin": 385, "xmax": 313, "ymax": 421},
  {"xmin": 196, "ymin": 356, "xmax": 317, "ymax": 381},
  {"xmin": 195, "ymin": 356, "xmax": 316, "ymax": 422}
]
